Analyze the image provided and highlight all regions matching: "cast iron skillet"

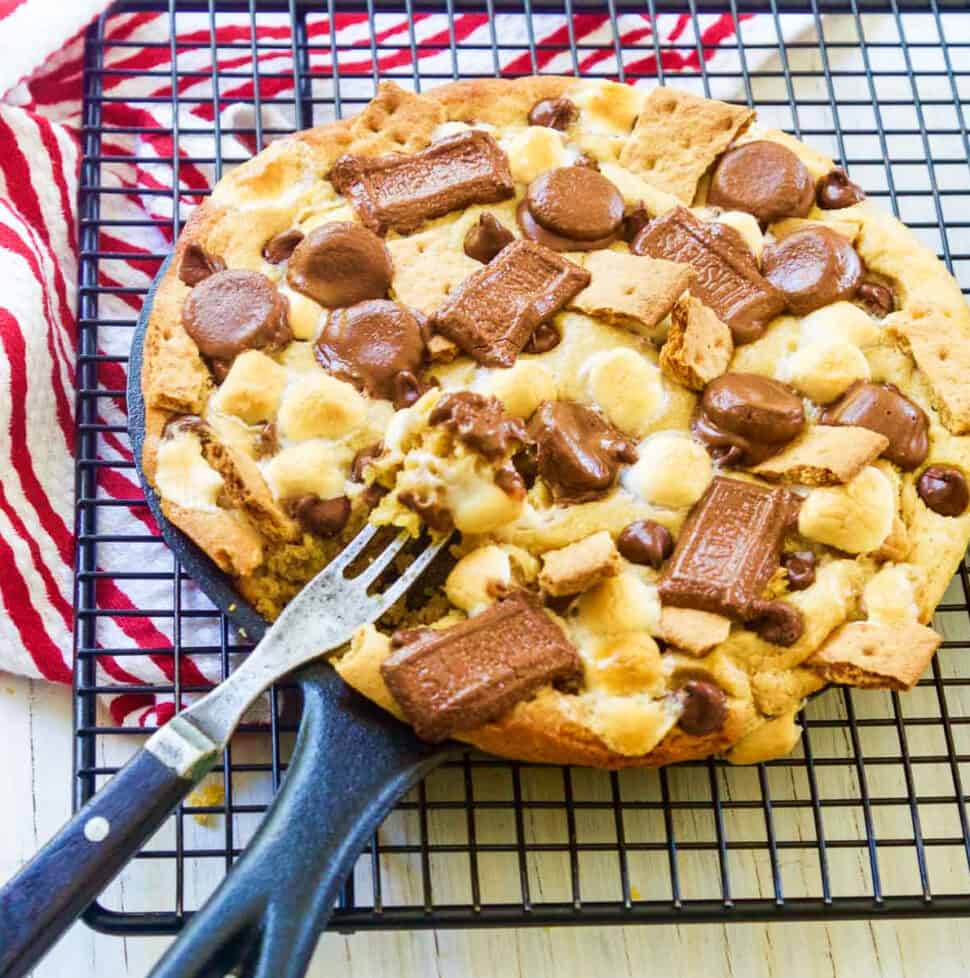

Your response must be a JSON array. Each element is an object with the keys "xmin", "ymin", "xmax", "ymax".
[{"xmin": 127, "ymin": 259, "xmax": 456, "ymax": 978}]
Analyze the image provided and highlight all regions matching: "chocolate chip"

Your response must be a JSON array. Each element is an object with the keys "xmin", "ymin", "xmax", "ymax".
[
  {"xmin": 288, "ymin": 494, "xmax": 351, "ymax": 537},
  {"xmin": 749, "ymin": 600, "xmax": 804, "ymax": 646},
  {"xmin": 524, "ymin": 321, "xmax": 561, "ymax": 355},
  {"xmin": 677, "ymin": 680, "xmax": 727, "ymax": 736},
  {"xmin": 429, "ymin": 391, "xmax": 527, "ymax": 461},
  {"xmin": 208, "ymin": 358, "xmax": 231, "ymax": 384},
  {"xmin": 351, "ymin": 442, "xmax": 383, "ymax": 482},
  {"xmin": 178, "ymin": 242, "xmax": 225, "ymax": 287},
  {"xmin": 822, "ymin": 381, "xmax": 929, "ymax": 471},
  {"xmin": 816, "ymin": 168, "xmax": 866, "ymax": 210},
  {"xmin": 528, "ymin": 97, "xmax": 578, "ymax": 131},
  {"xmin": 708, "ymin": 141, "xmax": 815, "ymax": 226},
  {"xmin": 782, "ymin": 551, "xmax": 816, "ymax": 591},
  {"xmin": 855, "ymin": 279, "xmax": 895, "ymax": 319},
  {"xmin": 392, "ymin": 370, "xmax": 427, "ymax": 410},
  {"xmin": 463, "ymin": 212, "xmax": 515, "ymax": 264},
  {"xmin": 622, "ymin": 203, "xmax": 651, "ymax": 243},
  {"xmin": 917, "ymin": 464, "xmax": 969, "ymax": 518},
  {"xmin": 262, "ymin": 228, "xmax": 304, "ymax": 264},
  {"xmin": 399, "ymin": 489, "xmax": 454, "ymax": 533},
  {"xmin": 182, "ymin": 270, "xmax": 291, "ymax": 360},
  {"xmin": 616, "ymin": 520, "xmax": 674, "ymax": 570}
]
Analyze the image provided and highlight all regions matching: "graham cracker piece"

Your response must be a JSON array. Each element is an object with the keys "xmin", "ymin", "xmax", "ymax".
[
  {"xmin": 347, "ymin": 80, "xmax": 446, "ymax": 156},
  {"xmin": 808, "ymin": 621, "xmax": 941, "ymax": 690},
  {"xmin": 539, "ymin": 531, "xmax": 622, "ymax": 597},
  {"xmin": 750, "ymin": 425, "xmax": 890, "ymax": 486},
  {"xmin": 569, "ymin": 251, "xmax": 692, "ymax": 342},
  {"xmin": 886, "ymin": 303, "xmax": 970, "ymax": 435},
  {"xmin": 146, "ymin": 322, "xmax": 211, "ymax": 415},
  {"xmin": 160, "ymin": 499, "xmax": 264, "ymax": 577},
  {"xmin": 619, "ymin": 88, "xmax": 755, "ymax": 204},
  {"xmin": 660, "ymin": 606, "xmax": 731, "ymax": 656},
  {"xmin": 870, "ymin": 515, "xmax": 910, "ymax": 562},
  {"xmin": 659, "ymin": 293, "xmax": 733, "ymax": 390}
]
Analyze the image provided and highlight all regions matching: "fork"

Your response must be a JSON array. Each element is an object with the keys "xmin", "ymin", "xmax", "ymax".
[{"xmin": 0, "ymin": 523, "xmax": 452, "ymax": 978}]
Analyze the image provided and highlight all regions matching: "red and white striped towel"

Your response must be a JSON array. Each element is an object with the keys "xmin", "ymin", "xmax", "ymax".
[{"xmin": 0, "ymin": 1, "xmax": 809, "ymax": 725}]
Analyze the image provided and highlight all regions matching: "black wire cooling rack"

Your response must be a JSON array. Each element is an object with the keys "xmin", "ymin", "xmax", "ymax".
[{"xmin": 74, "ymin": 0, "xmax": 970, "ymax": 936}]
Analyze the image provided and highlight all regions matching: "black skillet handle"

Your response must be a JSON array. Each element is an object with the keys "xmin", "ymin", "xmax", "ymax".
[
  {"xmin": 0, "ymin": 746, "xmax": 201, "ymax": 978},
  {"xmin": 148, "ymin": 663, "xmax": 453, "ymax": 978}
]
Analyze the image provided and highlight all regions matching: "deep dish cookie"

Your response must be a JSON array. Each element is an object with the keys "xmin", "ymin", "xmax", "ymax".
[{"xmin": 142, "ymin": 77, "xmax": 970, "ymax": 767}]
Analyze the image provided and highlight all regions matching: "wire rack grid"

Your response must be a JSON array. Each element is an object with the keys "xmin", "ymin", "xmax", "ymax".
[{"xmin": 74, "ymin": 0, "xmax": 970, "ymax": 936}]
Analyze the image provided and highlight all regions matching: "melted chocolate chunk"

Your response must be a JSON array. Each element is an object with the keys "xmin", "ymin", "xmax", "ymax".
[
  {"xmin": 287, "ymin": 494, "xmax": 351, "ymax": 537},
  {"xmin": 693, "ymin": 373, "xmax": 805, "ymax": 466},
  {"xmin": 677, "ymin": 680, "xmax": 727, "ymax": 736},
  {"xmin": 762, "ymin": 226, "xmax": 863, "ymax": 316},
  {"xmin": 182, "ymin": 269, "xmax": 291, "ymax": 360},
  {"xmin": 524, "ymin": 321, "xmax": 561, "ymax": 355},
  {"xmin": 524, "ymin": 167, "xmax": 624, "ymax": 242},
  {"xmin": 382, "ymin": 591, "xmax": 583, "ymax": 742},
  {"xmin": 463, "ymin": 212, "xmax": 515, "ymax": 264},
  {"xmin": 316, "ymin": 299, "xmax": 427, "ymax": 406},
  {"xmin": 659, "ymin": 476, "xmax": 803, "ymax": 646},
  {"xmin": 528, "ymin": 97, "xmax": 578, "ymax": 130},
  {"xmin": 617, "ymin": 520, "xmax": 674, "ymax": 570},
  {"xmin": 632, "ymin": 207, "xmax": 786, "ymax": 345},
  {"xmin": 917, "ymin": 465, "xmax": 969, "ymax": 517},
  {"xmin": 782, "ymin": 551, "xmax": 816, "ymax": 591},
  {"xmin": 855, "ymin": 279, "xmax": 895, "ymax": 318},
  {"xmin": 708, "ymin": 141, "xmax": 815, "ymax": 226},
  {"xmin": 516, "ymin": 200, "xmax": 618, "ymax": 253},
  {"xmin": 821, "ymin": 381, "xmax": 929, "ymax": 471},
  {"xmin": 431, "ymin": 239, "xmax": 589, "ymax": 368},
  {"xmin": 209, "ymin": 358, "xmax": 232, "ymax": 384},
  {"xmin": 286, "ymin": 223, "xmax": 392, "ymax": 308},
  {"xmin": 351, "ymin": 442, "xmax": 383, "ymax": 482},
  {"xmin": 749, "ymin": 599, "xmax": 804, "ymax": 645},
  {"xmin": 622, "ymin": 202, "xmax": 651, "ymax": 243},
  {"xmin": 178, "ymin": 243, "xmax": 225, "ymax": 287},
  {"xmin": 262, "ymin": 228, "xmax": 304, "ymax": 264},
  {"xmin": 494, "ymin": 462, "xmax": 527, "ymax": 500},
  {"xmin": 816, "ymin": 169, "xmax": 866, "ymax": 210},
  {"xmin": 329, "ymin": 130, "xmax": 514, "ymax": 236},
  {"xmin": 429, "ymin": 391, "xmax": 527, "ymax": 461},
  {"xmin": 398, "ymin": 489, "xmax": 454, "ymax": 533},
  {"xmin": 527, "ymin": 400, "xmax": 637, "ymax": 504}
]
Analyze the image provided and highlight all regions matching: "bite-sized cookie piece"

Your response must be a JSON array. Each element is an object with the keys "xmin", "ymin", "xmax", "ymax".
[
  {"xmin": 528, "ymin": 400, "xmax": 638, "ymax": 504},
  {"xmin": 659, "ymin": 476, "xmax": 803, "ymax": 645},
  {"xmin": 539, "ymin": 531, "xmax": 621, "ymax": 597},
  {"xmin": 429, "ymin": 391, "xmax": 527, "ymax": 461},
  {"xmin": 381, "ymin": 591, "xmax": 583, "ymax": 742},
  {"xmin": 886, "ymin": 305, "xmax": 970, "ymax": 435},
  {"xmin": 517, "ymin": 166, "xmax": 624, "ymax": 251},
  {"xmin": 182, "ymin": 269, "xmax": 291, "ymax": 360},
  {"xmin": 329, "ymin": 129, "xmax": 514, "ymax": 235},
  {"xmin": 285, "ymin": 223, "xmax": 392, "ymax": 308},
  {"xmin": 808, "ymin": 621, "xmax": 941, "ymax": 690},
  {"xmin": 619, "ymin": 88, "xmax": 754, "ymax": 203},
  {"xmin": 821, "ymin": 381, "xmax": 929, "ymax": 471},
  {"xmin": 616, "ymin": 519, "xmax": 674, "ymax": 569},
  {"xmin": 707, "ymin": 141, "xmax": 815, "ymax": 225},
  {"xmin": 316, "ymin": 299, "xmax": 427, "ymax": 408},
  {"xmin": 633, "ymin": 207, "xmax": 786, "ymax": 345},
  {"xmin": 797, "ymin": 465, "xmax": 895, "ymax": 553},
  {"xmin": 659, "ymin": 294, "xmax": 733, "ymax": 391},
  {"xmin": 762, "ymin": 226, "xmax": 863, "ymax": 316},
  {"xmin": 463, "ymin": 212, "xmax": 515, "ymax": 263},
  {"xmin": 431, "ymin": 239, "xmax": 589, "ymax": 368},
  {"xmin": 214, "ymin": 350, "xmax": 287, "ymax": 425},
  {"xmin": 816, "ymin": 168, "xmax": 866, "ymax": 210},
  {"xmin": 569, "ymin": 251, "xmax": 691, "ymax": 341},
  {"xmin": 750, "ymin": 425, "xmax": 889, "ymax": 486},
  {"xmin": 917, "ymin": 464, "xmax": 969, "ymax": 518},
  {"xmin": 178, "ymin": 242, "xmax": 225, "ymax": 286},
  {"xmin": 660, "ymin": 606, "xmax": 731, "ymax": 656},
  {"xmin": 693, "ymin": 373, "xmax": 805, "ymax": 466}
]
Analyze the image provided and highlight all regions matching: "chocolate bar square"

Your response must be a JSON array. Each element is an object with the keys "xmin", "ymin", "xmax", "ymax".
[
  {"xmin": 381, "ymin": 591, "xmax": 583, "ymax": 742},
  {"xmin": 659, "ymin": 476, "xmax": 799, "ymax": 620},
  {"xmin": 329, "ymin": 130, "xmax": 514, "ymax": 235},
  {"xmin": 431, "ymin": 239, "xmax": 590, "ymax": 367}
]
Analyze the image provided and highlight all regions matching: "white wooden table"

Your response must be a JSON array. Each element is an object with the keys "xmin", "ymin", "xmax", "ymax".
[{"xmin": 4, "ymin": 672, "xmax": 970, "ymax": 978}]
